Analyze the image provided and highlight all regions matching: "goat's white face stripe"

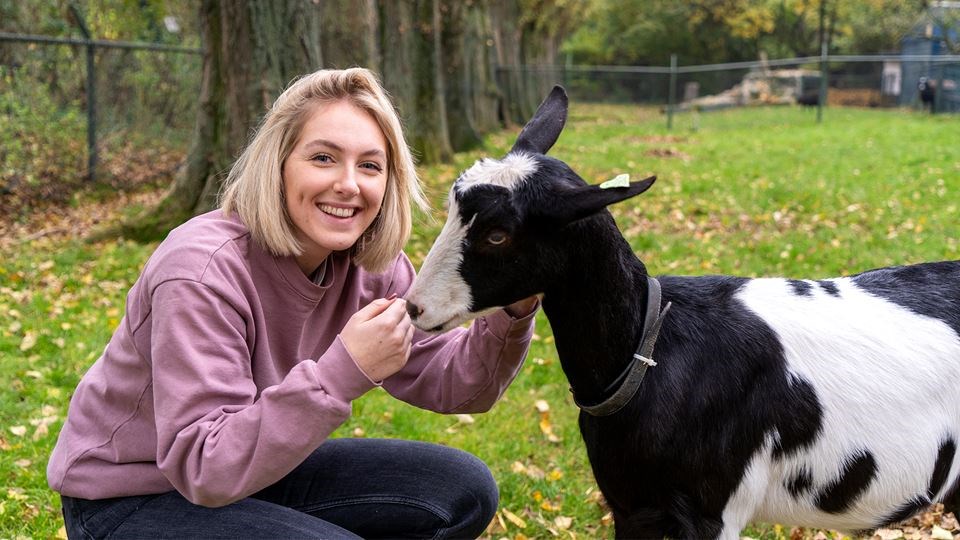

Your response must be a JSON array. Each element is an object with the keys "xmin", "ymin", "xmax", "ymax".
[
  {"xmin": 728, "ymin": 278, "xmax": 960, "ymax": 530},
  {"xmin": 407, "ymin": 153, "xmax": 538, "ymax": 331},
  {"xmin": 407, "ymin": 194, "xmax": 474, "ymax": 331},
  {"xmin": 456, "ymin": 152, "xmax": 537, "ymax": 193}
]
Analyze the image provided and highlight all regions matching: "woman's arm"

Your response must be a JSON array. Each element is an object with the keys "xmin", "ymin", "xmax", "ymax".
[{"xmin": 150, "ymin": 279, "xmax": 374, "ymax": 507}]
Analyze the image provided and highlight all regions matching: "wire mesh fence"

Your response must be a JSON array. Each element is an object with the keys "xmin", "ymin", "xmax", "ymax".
[
  {"xmin": 0, "ymin": 32, "xmax": 201, "ymax": 215},
  {"xmin": 497, "ymin": 54, "xmax": 960, "ymax": 132},
  {"xmin": 2, "ymin": 28, "xmax": 959, "ymax": 218}
]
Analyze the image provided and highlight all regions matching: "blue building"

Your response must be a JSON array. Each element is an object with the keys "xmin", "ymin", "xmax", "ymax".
[{"xmin": 900, "ymin": 1, "xmax": 960, "ymax": 112}]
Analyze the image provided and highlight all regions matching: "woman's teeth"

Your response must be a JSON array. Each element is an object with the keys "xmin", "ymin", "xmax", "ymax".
[{"xmin": 319, "ymin": 204, "xmax": 357, "ymax": 218}]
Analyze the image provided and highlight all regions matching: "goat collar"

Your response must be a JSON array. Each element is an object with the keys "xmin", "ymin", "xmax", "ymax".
[{"xmin": 572, "ymin": 276, "xmax": 672, "ymax": 417}]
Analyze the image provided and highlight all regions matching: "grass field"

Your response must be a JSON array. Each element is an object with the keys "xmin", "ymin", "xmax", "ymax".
[{"xmin": 1, "ymin": 104, "xmax": 959, "ymax": 538}]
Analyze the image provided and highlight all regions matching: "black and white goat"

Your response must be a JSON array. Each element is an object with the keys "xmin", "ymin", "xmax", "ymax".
[{"xmin": 405, "ymin": 86, "xmax": 960, "ymax": 539}]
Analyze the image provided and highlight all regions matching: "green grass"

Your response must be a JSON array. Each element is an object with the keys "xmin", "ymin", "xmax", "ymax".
[{"xmin": 2, "ymin": 104, "xmax": 959, "ymax": 538}]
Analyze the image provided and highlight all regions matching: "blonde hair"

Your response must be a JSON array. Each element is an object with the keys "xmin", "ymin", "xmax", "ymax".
[{"xmin": 220, "ymin": 67, "xmax": 427, "ymax": 273}]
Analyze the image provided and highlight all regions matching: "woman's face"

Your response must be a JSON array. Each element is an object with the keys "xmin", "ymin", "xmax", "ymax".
[{"xmin": 283, "ymin": 100, "xmax": 388, "ymax": 274}]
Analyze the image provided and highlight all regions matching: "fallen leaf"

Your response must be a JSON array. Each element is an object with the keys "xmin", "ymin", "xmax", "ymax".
[
  {"xmin": 931, "ymin": 525, "xmax": 952, "ymax": 540},
  {"xmin": 534, "ymin": 400, "xmax": 550, "ymax": 413},
  {"xmin": 455, "ymin": 414, "xmax": 475, "ymax": 424},
  {"xmin": 9, "ymin": 426, "xmax": 27, "ymax": 437},
  {"xmin": 555, "ymin": 516, "xmax": 572, "ymax": 530},
  {"xmin": 502, "ymin": 508, "xmax": 527, "ymax": 529},
  {"xmin": 547, "ymin": 468, "xmax": 564, "ymax": 481},
  {"xmin": 352, "ymin": 427, "xmax": 365, "ymax": 437},
  {"xmin": 541, "ymin": 500, "xmax": 561, "ymax": 512},
  {"xmin": 19, "ymin": 332, "xmax": 37, "ymax": 351},
  {"xmin": 873, "ymin": 528, "xmax": 904, "ymax": 540}
]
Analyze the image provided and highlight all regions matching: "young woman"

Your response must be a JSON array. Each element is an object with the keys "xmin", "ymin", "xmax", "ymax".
[{"xmin": 48, "ymin": 68, "xmax": 539, "ymax": 539}]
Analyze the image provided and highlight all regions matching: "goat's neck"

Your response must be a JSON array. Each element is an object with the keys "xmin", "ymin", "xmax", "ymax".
[{"xmin": 541, "ymin": 220, "xmax": 650, "ymax": 406}]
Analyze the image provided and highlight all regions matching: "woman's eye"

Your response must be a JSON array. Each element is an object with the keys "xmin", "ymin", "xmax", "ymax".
[
  {"xmin": 486, "ymin": 231, "xmax": 508, "ymax": 245},
  {"xmin": 361, "ymin": 162, "xmax": 384, "ymax": 173},
  {"xmin": 311, "ymin": 153, "xmax": 333, "ymax": 163}
]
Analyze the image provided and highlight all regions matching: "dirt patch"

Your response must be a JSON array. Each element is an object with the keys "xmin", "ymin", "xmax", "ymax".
[
  {"xmin": 0, "ymin": 187, "xmax": 165, "ymax": 251},
  {"xmin": 644, "ymin": 147, "xmax": 692, "ymax": 161}
]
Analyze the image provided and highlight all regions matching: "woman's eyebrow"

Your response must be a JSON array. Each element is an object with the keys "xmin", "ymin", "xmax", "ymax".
[{"xmin": 303, "ymin": 139, "xmax": 386, "ymax": 159}]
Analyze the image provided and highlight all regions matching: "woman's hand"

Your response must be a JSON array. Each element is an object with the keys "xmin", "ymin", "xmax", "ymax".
[
  {"xmin": 340, "ymin": 296, "xmax": 415, "ymax": 381},
  {"xmin": 503, "ymin": 296, "xmax": 539, "ymax": 318}
]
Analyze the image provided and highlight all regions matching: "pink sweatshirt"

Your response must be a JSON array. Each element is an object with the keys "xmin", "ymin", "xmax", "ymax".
[{"xmin": 47, "ymin": 210, "xmax": 535, "ymax": 507}]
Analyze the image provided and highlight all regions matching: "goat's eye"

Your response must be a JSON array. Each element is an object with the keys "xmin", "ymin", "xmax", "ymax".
[{"xmin": 486, "ymin": 231, "xmax": 508, "ymax": 246}]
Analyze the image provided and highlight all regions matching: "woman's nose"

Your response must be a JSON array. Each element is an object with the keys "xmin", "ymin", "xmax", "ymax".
[{"xmin": 334, "ymin": 169, "xmax": 360, "ymax": 196}]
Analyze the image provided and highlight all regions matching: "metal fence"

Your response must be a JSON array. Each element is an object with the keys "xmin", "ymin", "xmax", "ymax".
[
  {"xmin": 498, "ymin": 53, "xmax": 960, "ymax": 130},
  {"xmin": 0, "ymin": 29, "xmax": 201, "ymax": 200},
  {"xmin": 3, "ymin": 29, "xmax": 959, "ymax": 210}
]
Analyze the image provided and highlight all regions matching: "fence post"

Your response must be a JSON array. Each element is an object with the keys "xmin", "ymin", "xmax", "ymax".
[
  {"xmin": 933, "ymin": 61, "xmax": 944, "ymax": 114},
  {"xmin": 667, "ymin": 53, "xmax": 677, "ymax": 130},
  {"xmin": 70, "ymin": 4, "xmax": 96, "ymax": 182},
  {"xmin": 817, "ymin": 43, "xmax": 827, "ymax": 123}
]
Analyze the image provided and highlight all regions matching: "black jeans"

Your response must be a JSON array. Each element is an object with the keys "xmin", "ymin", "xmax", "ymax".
[{"xmin": 59, "ymin": 438, "xmax": 498, "ymax": 539}]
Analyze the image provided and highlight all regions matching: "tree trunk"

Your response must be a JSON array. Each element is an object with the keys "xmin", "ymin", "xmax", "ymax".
[
  {"xmin": 410, "ymin": 0, "xmax": 453, "ymax": 164},
  {"xmin": 466, "ymin": 1, "xmax": 503, "ymax": 135},
  {"xmin": 112, "ymin": 0, "xmax": 322, "ymax": 241},
  {"xmin": 319, "ymin": 0, "xmax": 379, "ymax": 71},
  {"xmin": 440, "ymin": 0, "xmax": 483, "ymax": 152}
]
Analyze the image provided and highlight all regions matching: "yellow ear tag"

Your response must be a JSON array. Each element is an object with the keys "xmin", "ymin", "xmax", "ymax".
[{"xmin": 599, "ymin": 173, "xmax": 630, "ymax": 189}]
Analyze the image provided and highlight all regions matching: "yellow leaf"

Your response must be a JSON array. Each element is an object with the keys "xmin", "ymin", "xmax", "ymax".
[
  {"xmin": 532, "ymin": 490, "xmax": 543, "ymax": 502},
  {"xmin": 539, "ymin": 416, "xmax": 561, "ymax": 443},
  {"xmin": 56, "ymin": 526, "xmax": 67, "ymax": 539},
  {"xmin": 547, "ymin": 469, "xmax": 564, "ymax": 481},
  {"xmin": 502, "ymin": 508, "xmax": 527, "ymax": 529},
  {"xmin": 540, "ymin": 500, "xmax": 561, "ymax": 512}
]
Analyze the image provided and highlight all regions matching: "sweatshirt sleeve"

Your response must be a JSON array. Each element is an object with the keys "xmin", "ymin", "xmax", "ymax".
[
  {"xmin": 150, "ymin": 279, "xmax": 374, "ymax": 507},
  {"xmin": 381, "ymin": 257, "xmax": 538, "ymax": 413}
]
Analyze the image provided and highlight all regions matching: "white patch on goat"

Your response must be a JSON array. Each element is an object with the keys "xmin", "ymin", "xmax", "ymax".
[
  {"xmin": 721, "ymin": 435, "xmax": 776, "ymax": 539},
  {"xmin": 406, "ymin": 194, "xmax": 475, "ymax": 331},
  {"xmin": 455, "ymin": 152, "xmax": 537, "ymax": 193},
  {"xmin": 730, "ymin": 278, "xmax": 960, "ymax": 530}
]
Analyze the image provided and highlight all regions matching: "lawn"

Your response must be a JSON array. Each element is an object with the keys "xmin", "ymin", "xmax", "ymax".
[{"xmin": 1, "ymin": 103, "xmax": 959, "ymax": 538}]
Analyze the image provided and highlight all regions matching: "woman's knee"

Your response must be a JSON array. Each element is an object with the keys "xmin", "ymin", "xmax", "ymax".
[{"xmin": 431, "ymin": 446, "xmax": 499, "ymax": 538}]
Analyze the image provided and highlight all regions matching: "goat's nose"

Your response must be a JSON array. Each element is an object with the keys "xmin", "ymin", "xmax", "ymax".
[{"xmin": 406, "ymin": 301, "xmax": 424, "ymax": 320}]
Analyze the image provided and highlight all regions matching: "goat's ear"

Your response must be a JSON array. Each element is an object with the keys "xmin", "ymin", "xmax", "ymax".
[
  {"xmin": 532, "ymin": 176, "xmax": 657, "ymax": 226},
  {"xmin": 510, "ymin": 86, "xmax": 568, "ymax": 155}
]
